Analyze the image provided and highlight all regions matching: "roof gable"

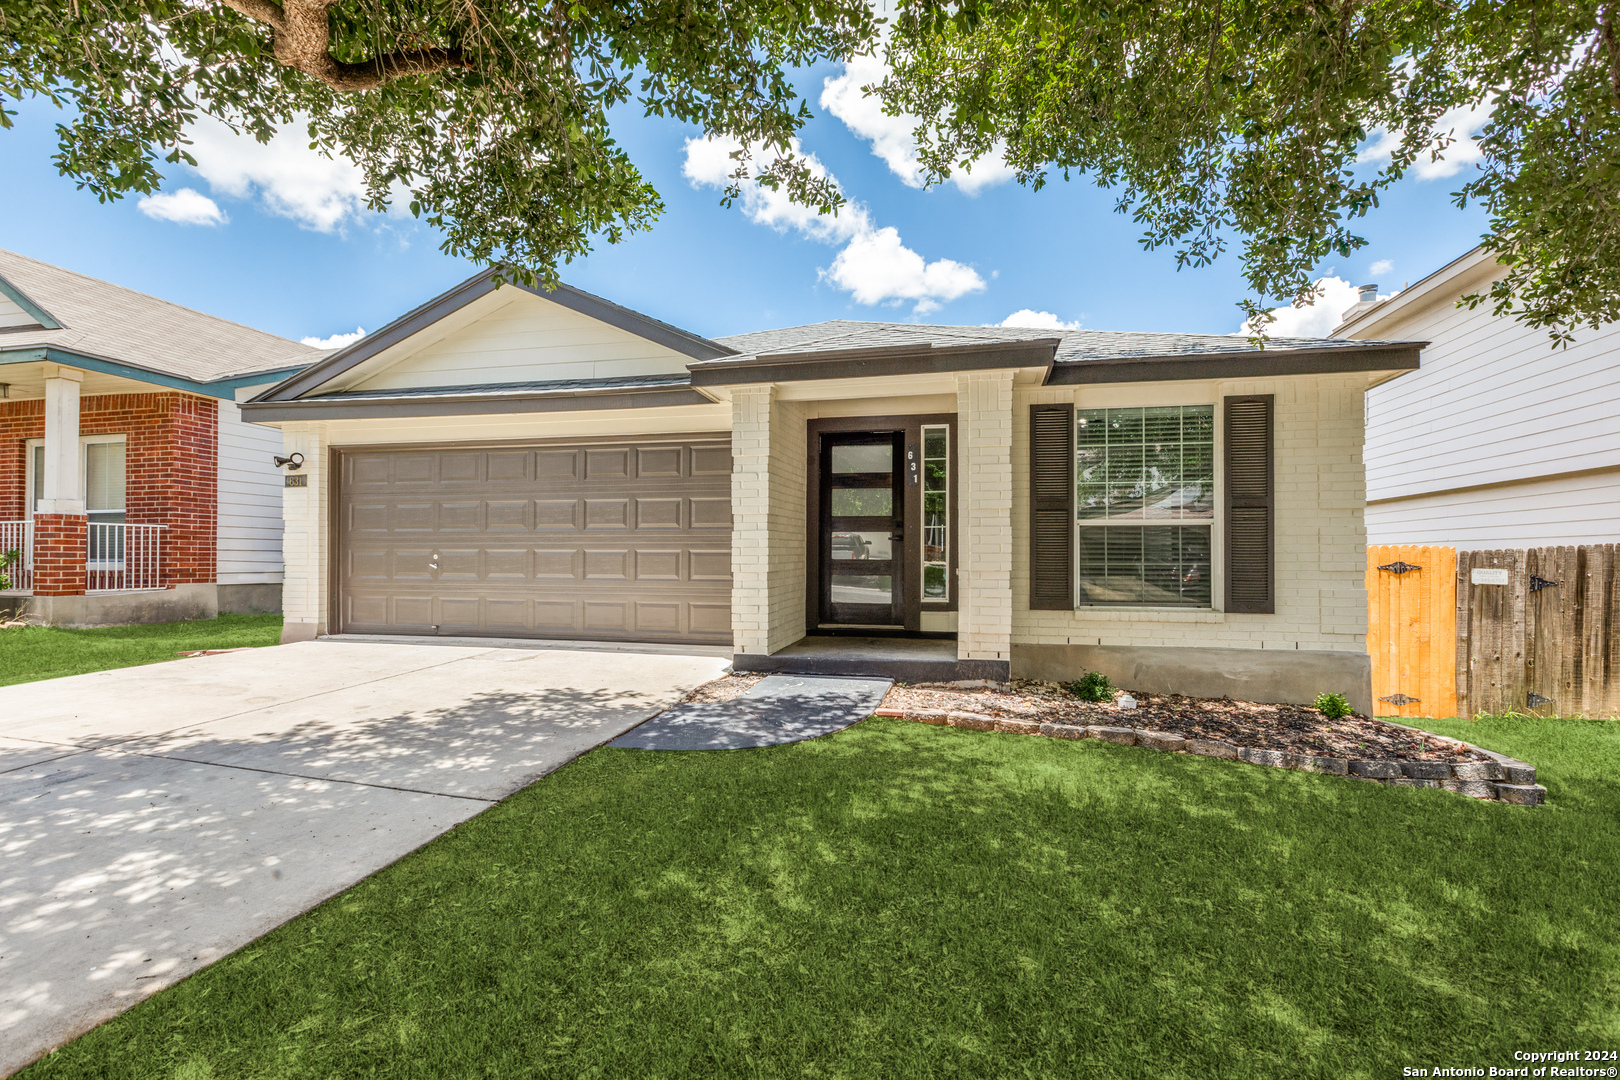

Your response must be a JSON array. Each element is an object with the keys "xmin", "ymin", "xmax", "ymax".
[{"xmin": 261, "ymin": 269, "xmax": 735, "ymax": 401}]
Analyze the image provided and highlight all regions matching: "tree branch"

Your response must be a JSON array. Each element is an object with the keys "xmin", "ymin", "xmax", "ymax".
[{"xmin": 215, "ymin": 0, "xmax": 472, "ymax": 92}]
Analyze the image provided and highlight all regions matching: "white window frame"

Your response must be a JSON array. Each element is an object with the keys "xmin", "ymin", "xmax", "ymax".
[
  {"xmin": 24, "ymin": 434, "xmax": 128, "ymax": 520},
  {"xmin": 1073, "ymin": 403, "xmax": 1219, "ymax": 611}
]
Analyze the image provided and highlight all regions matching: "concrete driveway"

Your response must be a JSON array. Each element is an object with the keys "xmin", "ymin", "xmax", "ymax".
[{"xmin": 0, "ymin": 639, "xmax": 728, "ymax": 1076}]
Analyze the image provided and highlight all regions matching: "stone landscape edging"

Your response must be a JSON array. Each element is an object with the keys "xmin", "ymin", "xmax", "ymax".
[{"xmin": 870, "ymin": 708, "xmax": 1546, "ymax": 806}]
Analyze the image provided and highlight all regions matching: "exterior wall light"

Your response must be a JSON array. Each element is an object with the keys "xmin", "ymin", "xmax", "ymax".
[{"xmin": 273, "ymin": 452, "xmax": 305, "ymax": 471}]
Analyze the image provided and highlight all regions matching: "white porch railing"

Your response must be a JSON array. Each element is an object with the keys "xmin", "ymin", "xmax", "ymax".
[
  {"xmin": 0, "ymin": 521, "xmax": 32, "ymax": 591},
  {"xmin": 87, "ymin": 523, "xmax": 163, "ymax": 592}
]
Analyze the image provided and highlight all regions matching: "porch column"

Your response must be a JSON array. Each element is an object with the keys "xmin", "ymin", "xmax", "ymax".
[
  {"xmin": 730, "ymin": 385, "xmax": 807, "ymax": 656},
  {"xmin": 956, "ymin": 370, "xmax": 1015, "ymax": 662},
  {"xmin": 278, "ymin": 421, "xmax": 329, "ymax": 643},
  {"xmin": 32, "ymin": 363, "xmax": 87, "ymax": 596}
]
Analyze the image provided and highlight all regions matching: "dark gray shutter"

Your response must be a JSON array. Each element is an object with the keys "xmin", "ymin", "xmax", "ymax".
[
  {"xmin": 1029, "ymin": 403, "xmax": 1074, "ymax": 609},
  {"xmin": 1224, "ymin": 395, "xmax": 1274, "ymax": 614}
]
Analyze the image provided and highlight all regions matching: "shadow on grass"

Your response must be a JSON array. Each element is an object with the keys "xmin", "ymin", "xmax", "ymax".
[{"xmin": 21, "ymin": 718, "xmax": 1620, "ymax": 1080}]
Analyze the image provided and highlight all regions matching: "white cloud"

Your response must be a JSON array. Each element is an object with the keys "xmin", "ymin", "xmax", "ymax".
[
  {"xmin": 300, "ymin": 326, "xmax": 366, "ymax": 350},
  {"xmin": 681, "ymin": 135, "xmax": 869, "ymax": 243},
  {"xmin": 819, "ymin": 50, "xmax": 1016, "ymax": 195},
  {"xmin": 1368, "ymin": 258, "xmax": 1394, "ymax": 277},
  {"xmin": 997, "ymin": 309, "xmax": 1081, "ymax": 331},
  {"xmin": 683, "ymin": 135, "xmax": 985, "ymax": 313},
  {"xmin": 1359, "ymin": 99, "xmax": 1492, "ymax": 180},
  {"xmin": 184, "ymin": 115, "xmax": 371, "ymax": 232},
  {"xmin": 137, "ymin": 187, "xmax": 227, "ymax": 226},
  {"xmin": 1237, "ymin": 277, "xmax": 1396, "ymax": 337},
  {"xmin": 823, "ymin": 227, "xmax": 985, "ymax": 307}
]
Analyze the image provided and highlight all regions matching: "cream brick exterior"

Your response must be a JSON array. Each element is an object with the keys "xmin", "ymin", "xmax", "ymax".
[
  {"xmin": 277, "ymin": 420, "xmax": 332, "ymax": 640},
  {"xmin": 730, "ymin": 386, "xmax": 808, "ymax": 655},
  {"xmin": 956, "ymin": 371, "xmax": 1016, "ymax": 661},
  {"xmin": 1012, "ymin": 373, "xmax": 1369, "ymax": 652}
]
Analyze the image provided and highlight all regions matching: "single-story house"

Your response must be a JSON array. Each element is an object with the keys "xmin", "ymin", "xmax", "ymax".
[
  {"xmin": 1337, "ymin": 247, "xmax": 1620, "ymax": 549},
  {"xmin": 0, "ymin": 249, "xmax": 322, "ymax": 624},
  {"xmin": 244, "ymin": 269, "xmax": 1426, "ymax": 713}
]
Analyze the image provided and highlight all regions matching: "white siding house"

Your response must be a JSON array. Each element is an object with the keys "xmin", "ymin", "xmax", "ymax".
[{"xmin": 1337, "ymin": 247, "xmax": 1620, "ymax": 548}]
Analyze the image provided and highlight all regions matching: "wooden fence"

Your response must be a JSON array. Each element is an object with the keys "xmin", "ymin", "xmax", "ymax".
[{"xmin": 1367, "ymin": 543, "xmax": 1620, "ymax": 719}]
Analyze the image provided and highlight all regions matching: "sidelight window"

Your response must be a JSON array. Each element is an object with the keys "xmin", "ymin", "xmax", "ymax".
[{"xmin": 921, "ymin": 424, "xmax": 949, "ymax": 602}]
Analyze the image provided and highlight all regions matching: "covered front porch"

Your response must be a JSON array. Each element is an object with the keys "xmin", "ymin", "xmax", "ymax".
[
  {"xmin": 0, "ymin": 358, "xmax": 217, "ymax": 624},
  {"xmin": 725, "ymin": 364, "xmax": 1035, "ymax": 682}
]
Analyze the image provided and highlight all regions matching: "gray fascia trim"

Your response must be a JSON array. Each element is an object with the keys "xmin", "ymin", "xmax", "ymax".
[
  {"xmin": 0, "ymin": 346, "xmax": 302, "ymax": 399},
  {"xmin": 257, "ymin": 271, "xmax": 502, "ymax": 401},
  {"xmin": 689, "ymin": 339, "xmax": 1059, "ymax": 386},
  {"xmin": 238, "ymin": 386, "xmax": 716, "ymax": 421},
  {"xmin": 1045, "ymin": 342, "xmax": 1424, "ymax": 384},
  {"xmin": 258, "ymin": 268, "xmax": 735, "ymax": 403},
  {"xmin": 0, "ymin": 273, "xmax": 62, "ymax": 330}
]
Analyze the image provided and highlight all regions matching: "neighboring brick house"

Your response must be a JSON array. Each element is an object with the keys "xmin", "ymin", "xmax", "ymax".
[
  {"xmin": 0, "ymin": 249, "xmax": 321, "ymax": 625},
  {"xmin": 243, "ymin": 268, "xmax": 1425, "ymax": 714}
]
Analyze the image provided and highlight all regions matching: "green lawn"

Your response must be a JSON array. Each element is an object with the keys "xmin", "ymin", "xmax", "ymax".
[
  {"xmin": 0, "ymin": 614, "xmax": 282, "ymax": 687},
  {"xmin": 22, "ymin": 714, "xmax": 1620, "ymax": 1079}
]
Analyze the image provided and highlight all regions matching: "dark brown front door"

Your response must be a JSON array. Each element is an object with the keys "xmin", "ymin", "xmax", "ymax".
[{"xmin": 819, "ymin": 432, "xmax": 904, "ymax": 626}]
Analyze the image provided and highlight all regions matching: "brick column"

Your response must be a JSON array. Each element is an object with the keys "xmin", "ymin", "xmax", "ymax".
[
  {"xmin": 729, "ymin": 386, "xmax": 808, "ymax": 657},
  {"xmin": 31, "ymin": 513, "xmax": 87, "ymax": 595},
  {"xmin": 957, "ymin": 371, "xmax": 1015, "ymax": 662},
  {"xmin": 278, "ymin": 422, "xmax": 329, "ymax": 643},
  {"xmin": 35, "ymin": 364, "xmax": 88, "ymax": 598},
  {"xmin": 730, "ymin": 386, "xmax": 774, "ymax": 656}
]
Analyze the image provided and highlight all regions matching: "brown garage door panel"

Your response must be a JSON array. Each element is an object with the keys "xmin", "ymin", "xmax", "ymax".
[{"xmin": 338, "ymin": 439, "xmax": 733, "ymax": 645}]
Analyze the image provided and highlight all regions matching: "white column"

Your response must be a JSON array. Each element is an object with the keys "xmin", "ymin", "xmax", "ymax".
[
  {"xmin": 278, "ymin": 421, "xmax": 329, "ymax": 642},
  {"xmin": 956, "ymin": 371, "xmax": 1015, "ymax": 662},
  {"xmin": 39, "ymin": 363, "xmax": 84, "ymax": 514}
]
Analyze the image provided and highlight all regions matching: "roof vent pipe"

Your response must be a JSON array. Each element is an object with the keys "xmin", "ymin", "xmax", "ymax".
[{"xmin": 1358, "ymin": 284, "xmax": 1378, "ymax": 303}]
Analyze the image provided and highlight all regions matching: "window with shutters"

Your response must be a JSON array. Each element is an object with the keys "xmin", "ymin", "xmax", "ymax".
[{"xmin": 1075, "ymin": 406, "xmax": 1213, "ymax": 606}]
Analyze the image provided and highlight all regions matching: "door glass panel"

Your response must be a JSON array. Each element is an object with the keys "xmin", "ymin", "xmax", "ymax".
[
  {"xmin": 830, "ymin": 444, "xmax": 893, "ymax": 474},
  {"xmin": 831, "ymin": 487, "xmax": 893, "ymax": 517},
  {"xmin": 830, "ymin": 574, "xmax": 893, "ymax": 605},
  {"xmin": 830, "ymin": 531, "xmax": 892, "ymax": 560}
]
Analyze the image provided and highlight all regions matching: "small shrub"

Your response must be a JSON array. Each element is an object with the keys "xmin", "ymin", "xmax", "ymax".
[
  {"xmin": 1065, "ymin": 671, "xmax": 1115, "ymax": 702},
  {"xmin": 1315, "ymin": 692, "xmax": 1353, "ymax": 720},
  {"xmin": 0, "ymin": 549, "xmax": 15, "ymax": 592}
]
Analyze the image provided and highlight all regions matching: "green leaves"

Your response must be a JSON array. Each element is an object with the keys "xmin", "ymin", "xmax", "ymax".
[
  {"xmin": 1, "ymin": 0, "xmax": 875, "ymax": 282},
  {"xmin": 882, "ymin": 0, "xmax": 1620, "ymax": 341}
]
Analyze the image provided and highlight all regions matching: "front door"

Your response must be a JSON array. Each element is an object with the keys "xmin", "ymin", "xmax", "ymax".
[{"xmin": 820, "ymin": 432, "xmax": 904, "ymax": 627}]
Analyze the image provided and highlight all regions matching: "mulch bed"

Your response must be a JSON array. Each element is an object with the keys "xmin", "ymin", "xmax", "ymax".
[
  {"xmin": 879, "ymin": 680, "xmax": 1487, "ymax": 763},
  {"xmin": 676, "ymin": 675, "xmax": 1485, "ymax": 763}
]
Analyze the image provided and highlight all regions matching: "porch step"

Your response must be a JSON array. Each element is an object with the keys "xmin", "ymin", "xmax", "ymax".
[{"xmin": 734, "ymin": 635, "xmax": 1009, "ymax": 684}]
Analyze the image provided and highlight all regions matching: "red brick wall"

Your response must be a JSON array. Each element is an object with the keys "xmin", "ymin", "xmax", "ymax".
[
  {"xmin": 0, "ymin": 393, "xmax": 219, "ymax": 587},
  {"xmin": 30, "ymin": 512, "xmax": 87, "ymax": 595}
]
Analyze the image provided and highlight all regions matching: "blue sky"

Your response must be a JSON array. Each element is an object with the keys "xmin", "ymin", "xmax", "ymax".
[{"xmin": 0, "ymin": 56, "xmax": 1492, "ymax": 348}]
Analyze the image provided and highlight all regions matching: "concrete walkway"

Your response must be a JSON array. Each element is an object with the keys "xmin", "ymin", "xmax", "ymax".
[{"xmin": 0, "ymin": 640, "xmax": 728, "ymax": 1076}]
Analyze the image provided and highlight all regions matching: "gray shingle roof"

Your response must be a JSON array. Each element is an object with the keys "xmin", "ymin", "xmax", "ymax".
[
  {"xmin": 0, "ymin": 248, "xmax": 322, "ymax": 383},
  {"xmin": 710, "ymin": 319, "xmax": 1404, "ymax": 368}
]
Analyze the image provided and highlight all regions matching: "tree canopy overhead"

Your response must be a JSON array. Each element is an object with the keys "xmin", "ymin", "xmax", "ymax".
[
  {"xmin": 0, "ymin": 0, "xmax": 873, "ymax": 280},
  {"xmin": 881, "ymin": 0, "xmax": 1620, "ymax": 341},
  {"xmin": 2, "ymin": 0, "xmax": 1615, "ymax": 338}
]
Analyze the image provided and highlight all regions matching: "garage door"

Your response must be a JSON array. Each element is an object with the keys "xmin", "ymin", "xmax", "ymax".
[{"xmin": 337, "ymin": 437, "xmax": 733, "ymax": 644}]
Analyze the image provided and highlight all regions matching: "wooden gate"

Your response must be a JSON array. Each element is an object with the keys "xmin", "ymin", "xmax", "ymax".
[
  {"xmin": 1457, "ymin": 545, "xmax": 1620, "ymax": 719},
  {"xmin": 1366, "ymin": 545, "xmax": 1457, "ymax": 719}
]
